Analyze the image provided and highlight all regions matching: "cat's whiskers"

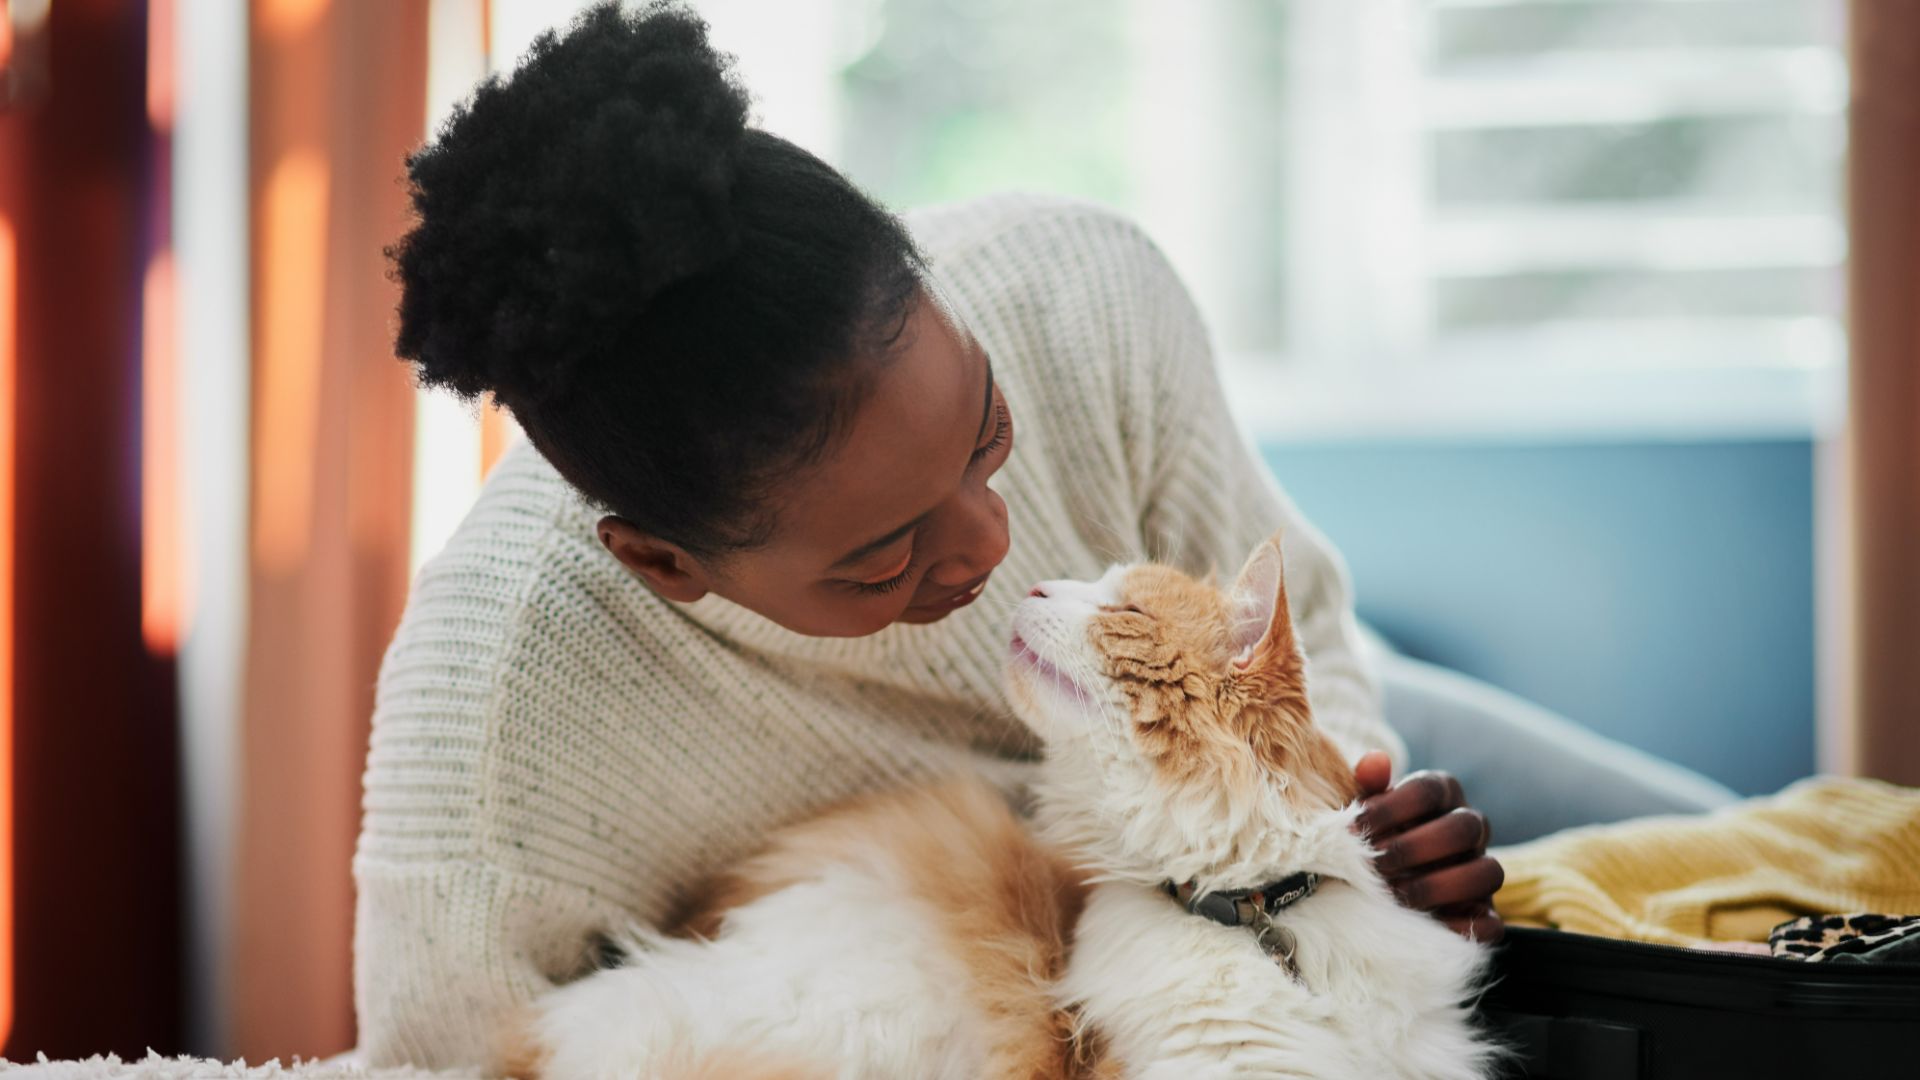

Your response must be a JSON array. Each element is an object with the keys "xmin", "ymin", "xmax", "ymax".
[{"xmin": 1076, "ymin": 514, "xmax": 1137, "ymax": 568}]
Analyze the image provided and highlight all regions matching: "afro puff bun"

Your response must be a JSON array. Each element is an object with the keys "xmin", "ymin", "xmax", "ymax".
[
  {"xmin": 393, "ymin": 1, "xmax": 751, "ymax": 407},
  {"xmin": 388, "ymin": 1, "xmax": 925, "ymax": 554}
]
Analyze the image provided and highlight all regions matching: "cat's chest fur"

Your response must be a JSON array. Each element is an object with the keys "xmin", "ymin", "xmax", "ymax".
[{"xmin": 1062, "ymin": 867, "xmax": 1497, "ymax": 1079}]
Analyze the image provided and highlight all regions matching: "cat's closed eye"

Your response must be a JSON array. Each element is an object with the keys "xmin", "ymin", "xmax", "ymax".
[{"xmin": 1101, "ymin": 603, "xmax": 1147, "ymax": 617}]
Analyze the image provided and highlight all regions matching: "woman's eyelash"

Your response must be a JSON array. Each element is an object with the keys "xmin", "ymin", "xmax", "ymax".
[
  {"xmin": 970, "ymin": 401, "xmax": 1011, "ymax": 465},
  {"xmin": 852, "ymin": 556, "xmax": 916, "ymax": 595}
]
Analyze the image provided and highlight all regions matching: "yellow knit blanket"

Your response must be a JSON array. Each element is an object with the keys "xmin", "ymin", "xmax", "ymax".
[{"xmin": 1492, "ymin": 777, "xmax": 1920, "ymax": 946}]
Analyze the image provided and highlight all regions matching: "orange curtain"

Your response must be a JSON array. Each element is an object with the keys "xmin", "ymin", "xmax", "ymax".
[
  {"xmin": 234, "ymin": 0, "xmax": 426, "ymax": 1059},
  {"xmin": 1847, "ymin": 1, "xmax": 1920, "ymax": 787}
]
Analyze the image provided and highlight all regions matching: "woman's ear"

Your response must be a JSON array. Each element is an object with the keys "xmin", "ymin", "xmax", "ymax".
[{"xmin": 597, "ymin": 515, "xmax": 712, "ymax": 604}]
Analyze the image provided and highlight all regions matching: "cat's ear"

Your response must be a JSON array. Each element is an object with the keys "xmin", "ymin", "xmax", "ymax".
[{"xmin": 1228, "ymin": 532, "xmax": 1299, "ymax": 674}]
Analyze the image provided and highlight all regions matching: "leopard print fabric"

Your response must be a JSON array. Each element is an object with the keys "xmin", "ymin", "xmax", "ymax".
[{"xmin": 1769, "ymin": 914, "xmax": 1920, "ymax": 962}]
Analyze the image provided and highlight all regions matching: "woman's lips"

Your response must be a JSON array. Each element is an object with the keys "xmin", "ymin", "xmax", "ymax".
[{"xmin": 907, "ymin": 573, "xmax": 990, "ymax": 615}]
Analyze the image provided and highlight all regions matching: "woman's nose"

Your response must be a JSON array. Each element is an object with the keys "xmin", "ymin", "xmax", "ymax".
[{"xmin": 924, "ymin": 489, "xmax": 1009, "ymax": 586}]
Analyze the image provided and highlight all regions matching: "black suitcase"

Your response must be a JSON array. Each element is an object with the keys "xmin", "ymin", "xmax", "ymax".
[{"xmin": 1478, "ymin": 926, "xmax": 1920, "ymax": 1079}]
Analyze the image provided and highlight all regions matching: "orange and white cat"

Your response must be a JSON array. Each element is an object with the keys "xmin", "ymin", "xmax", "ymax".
[{"xmin": 504, "ymin": 533, "xmax": 1499, "ymax": 1079}]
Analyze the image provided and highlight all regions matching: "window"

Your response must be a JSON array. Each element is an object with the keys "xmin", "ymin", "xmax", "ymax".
[{"xmin": 481, "ymin": 0, "xmax": 1849, "ymax": 440}]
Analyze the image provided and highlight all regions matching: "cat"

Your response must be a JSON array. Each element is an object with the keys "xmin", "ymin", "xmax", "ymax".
[{"xmin": 501, "ymin": 532, "xmax": 1500, "ymax": 1079}]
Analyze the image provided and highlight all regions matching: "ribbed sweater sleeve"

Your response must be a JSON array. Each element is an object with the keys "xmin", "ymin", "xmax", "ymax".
[
  {"xmin": 352, "ymin": 460, "xmax": 633, "ymax": 1068},
  {"xmin": 353, "ymin": 861, "xmax": 623, "ymax": 1068}
]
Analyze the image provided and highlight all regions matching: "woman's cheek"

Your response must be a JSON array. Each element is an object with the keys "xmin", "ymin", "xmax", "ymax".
[{"xmin": 861, "ymin": 590, "xmax": 918, "ymax": 634}]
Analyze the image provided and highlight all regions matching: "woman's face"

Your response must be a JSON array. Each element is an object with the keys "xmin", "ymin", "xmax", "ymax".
[{"xmin": 605, "ymin": 287, "xmax": 1015, "ymax": 637}]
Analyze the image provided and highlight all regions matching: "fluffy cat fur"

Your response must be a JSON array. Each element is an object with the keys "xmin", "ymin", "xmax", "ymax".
[{"xmin": 502, "ymin": 533, "xmax": 1500, "ymax": 1079}]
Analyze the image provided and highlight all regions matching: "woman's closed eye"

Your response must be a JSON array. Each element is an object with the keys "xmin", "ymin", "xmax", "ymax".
[
  {"xmin": 848, "ymin": 549, "xmax": 916, "ymax": 596},
  {"xmin": 969, "ymin": 400, "xmax": 1011, "ymax": 467}
]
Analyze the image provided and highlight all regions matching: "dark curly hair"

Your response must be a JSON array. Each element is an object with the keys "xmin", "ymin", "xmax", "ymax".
[{"xmin": 390, "ymin": 1, "xmax": 925, "ymax": 556}]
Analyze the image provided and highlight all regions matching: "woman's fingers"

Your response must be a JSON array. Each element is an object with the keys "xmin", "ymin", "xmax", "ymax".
[
  {"xmin": 1373, "ymin": 806, "xmax": 1490, "ymax": 876},
  {"xmin": 1350, "ymin": 766, "xmax": 1504, "ymax": 942},
  {"xmin": 1391, "ymin": 854, "xmax": 1506, "ymax": 913},
  {"xmin": 1353, "ymin": 750, "xmax": 1394, "ymax": 798},
  {"xmin": 1355, "ymin": 770, "xmax": 1466, "ymax": 840}
]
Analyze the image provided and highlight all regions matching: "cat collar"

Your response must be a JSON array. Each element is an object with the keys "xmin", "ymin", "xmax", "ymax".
[{"xmin": 1164, "ymin": 871, "xmax": 1320, "ymax": 928}]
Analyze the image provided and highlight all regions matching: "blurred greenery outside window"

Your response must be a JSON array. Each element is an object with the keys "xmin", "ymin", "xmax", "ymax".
[{"xmin": 486, "ymin": 0, "xmax": 1849, "ymax": 440}]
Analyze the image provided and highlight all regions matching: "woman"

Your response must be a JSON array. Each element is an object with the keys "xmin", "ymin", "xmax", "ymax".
[{"xmin": 359, "ymin": 3, "xmax": 1729, "ymax": 1067}]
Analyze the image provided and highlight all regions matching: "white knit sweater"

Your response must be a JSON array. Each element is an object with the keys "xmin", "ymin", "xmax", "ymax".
[{"xmin": 352, "ymin": 194, "xmax": 1405, "ymax": 1068}]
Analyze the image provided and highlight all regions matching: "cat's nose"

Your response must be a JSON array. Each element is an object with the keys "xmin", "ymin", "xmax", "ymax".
[{"xmin": 1029, "ymin": 584, "xmax": 1050, "ymax": 598}]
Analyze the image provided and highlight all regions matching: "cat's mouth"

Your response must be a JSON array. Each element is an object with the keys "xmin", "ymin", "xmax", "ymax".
[
  {"xmin": 1008, "ymin": 632, "xmax": 1063, "ymax": 683},
  {"xmin": 1009, "ymin": 631, "xmax": 1038, "ymax": 663}
]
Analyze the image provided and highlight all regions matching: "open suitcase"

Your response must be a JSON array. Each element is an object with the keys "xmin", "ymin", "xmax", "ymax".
[{"xmin": 1478, "ymin": 926, "xmax": 1920, "ymax": 1079}]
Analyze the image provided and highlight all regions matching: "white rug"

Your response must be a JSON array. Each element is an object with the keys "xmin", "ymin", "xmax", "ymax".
[{"xmin": 0, "ymin": 1054, "xmax": 478, "ymax": 1079}]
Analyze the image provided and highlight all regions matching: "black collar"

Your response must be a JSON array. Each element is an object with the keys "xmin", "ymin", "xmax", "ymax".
[{"xmin": 1164, "ymin": 871, "xmax": 1320, "ymax": 928}]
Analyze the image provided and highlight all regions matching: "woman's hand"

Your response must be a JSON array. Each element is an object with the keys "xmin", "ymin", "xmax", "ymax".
[{"xmin": 1353, "ymin": 751, "xmax": 1506, "ymax": 943}]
